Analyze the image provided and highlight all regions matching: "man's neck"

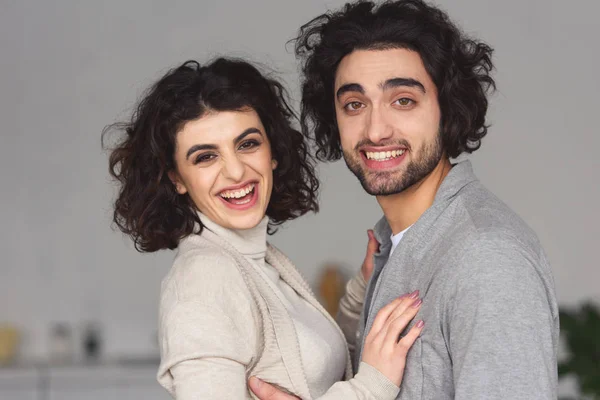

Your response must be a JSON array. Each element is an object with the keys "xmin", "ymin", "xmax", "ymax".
[{"xmin": 377, "ymin": 157, "xmax": 452, "ymax": 234}]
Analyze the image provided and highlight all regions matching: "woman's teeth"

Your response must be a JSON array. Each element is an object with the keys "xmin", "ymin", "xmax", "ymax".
[
  {"xmin": 219, "ymin": 183, "xmax": 255, "ymax": 199},
  {"xmin": 365, "ymin": 149, "xmax": 406, "ymax": 161}
]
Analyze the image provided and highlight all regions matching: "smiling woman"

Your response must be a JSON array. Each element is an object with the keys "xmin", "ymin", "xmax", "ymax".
[
  {"xmin": 169, "ymin": 110, "xmax": 276, "ymax": 231},
  {"xmin": 102, "ymin": 58, "xmax": 424, "ymax": 399},
  {"xmin": 103, "ymin": 58, "xmax": 318, "ymax": 252}
]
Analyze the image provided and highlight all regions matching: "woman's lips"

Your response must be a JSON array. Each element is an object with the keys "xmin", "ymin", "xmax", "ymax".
[{"xmin": 217, "ymin": 182, "xmax": 259, "ymax": 211}]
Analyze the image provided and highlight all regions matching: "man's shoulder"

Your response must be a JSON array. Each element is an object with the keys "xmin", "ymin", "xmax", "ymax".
[
  {"xmin": 423, "ymin": 180, "xmax": 555, "ymax": 289},
  {"xmin": 455, "ymin": 180, "xmax": 542, "ymax": 252},
  {"xmin": 441, "ymin": 182, "xmax": 557, "ymax": 289}
]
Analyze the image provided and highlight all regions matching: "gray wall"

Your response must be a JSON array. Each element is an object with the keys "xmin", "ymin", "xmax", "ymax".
[{"xmin": 1, "ymin": 0, "xmax": 598, "ymax": 369}]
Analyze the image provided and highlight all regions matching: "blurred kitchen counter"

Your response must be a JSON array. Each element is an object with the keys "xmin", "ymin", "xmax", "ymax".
[{"xmin": 0, "ymin": 358, "xmax": 170, "ymax": 400}]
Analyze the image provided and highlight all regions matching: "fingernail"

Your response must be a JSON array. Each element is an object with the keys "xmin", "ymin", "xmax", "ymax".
[
  {"xmin": 416, "ymin": 320, "xmax": 424, "ymax": 328},
  {"xmin": 250, "ymin": 376, "xmax": 262, "ymax": 389},
  {"xmin": 411, "ymin": 299, "xmax": 423, "ymax": 308},
  {"xmin": 409, "ymin": 290, "xmax": 419, "ymax": 299}
]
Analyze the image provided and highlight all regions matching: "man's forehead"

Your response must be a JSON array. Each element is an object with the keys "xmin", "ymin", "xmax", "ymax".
[{"xmin": 334, "ymin": 48, "xmax": 429, "ymax": 89}]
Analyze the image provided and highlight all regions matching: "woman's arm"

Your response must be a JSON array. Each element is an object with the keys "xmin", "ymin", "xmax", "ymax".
[
  {"xmin": 158, "ymin": 300, "xmax": 255, "ymax": 399},
  {"xmin": 157, "ymin": 251, "xmax": 258, "ymax": 399},
  {"xmin": 337, "ymin": 272, "xmax": 368, "ymax": 358},
  {"xmin": 336, "ymin": 230, "xmax": 379, "ymax": 358}
]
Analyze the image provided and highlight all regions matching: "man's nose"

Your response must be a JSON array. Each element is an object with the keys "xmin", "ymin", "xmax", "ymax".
[{"xmin": 365, "ymin": 107, "xmax": 394, "ymax": 144}]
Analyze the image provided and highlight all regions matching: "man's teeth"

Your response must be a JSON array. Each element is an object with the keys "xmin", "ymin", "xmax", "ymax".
[
  {"xmin": 220, "ymin": 184, "xmax": 255, "ymax": 199},
  {"xmin": 365, "ymin": 149, "xmax": 406, "ymax": 160}
]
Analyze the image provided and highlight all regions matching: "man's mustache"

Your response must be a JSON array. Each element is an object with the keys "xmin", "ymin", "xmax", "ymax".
[{"xmin": 354, "ymin": 138, "xmax": 411, "ymax": 151}]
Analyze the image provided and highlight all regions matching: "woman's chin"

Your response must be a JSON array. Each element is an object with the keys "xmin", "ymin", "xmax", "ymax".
[
  {"xmin": 213, "ymin": 203, "xmax": 267, "ymax": 231},
  {"xmin": 225, "ymin": 212, "xmax": 266, "ymax": 230}
]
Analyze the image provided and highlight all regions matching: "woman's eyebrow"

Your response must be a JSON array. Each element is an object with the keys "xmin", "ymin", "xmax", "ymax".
[
  {"xmin": 234, "ymin": 127, "xmax": 262, "ymax": 145},
  {"xmin": 185, "ymin": 143, "xmax": 217, "ymax": 160}
]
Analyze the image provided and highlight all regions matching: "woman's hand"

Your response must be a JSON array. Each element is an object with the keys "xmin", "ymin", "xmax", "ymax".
[
  {"xmin": 361, "ymin": 291, "xmax": 424, "ymax": 387},
  {"xmin": 249, "ymin": 294, "xmax": 424, "ymax": 399},
  {"xmin": 248, "ymin": 377, "xmax": 298, "ymax": 400},
  {"xmin": 361, "ymin": 229, "xmax": 379, "ymax": 281}
]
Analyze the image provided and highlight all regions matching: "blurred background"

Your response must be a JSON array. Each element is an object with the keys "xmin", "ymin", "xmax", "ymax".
[{"xmin": 1, "ymin": 0, "xmax": 598, "ymax": 399}]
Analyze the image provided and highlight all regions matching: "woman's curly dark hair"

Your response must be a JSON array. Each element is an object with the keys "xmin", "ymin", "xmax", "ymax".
[
  {"xmin": 294, "ymin": 0, "xmax": 496, "ymax": 161},
  {"xmin": 103, "ymin": 58, "xmax": 319, "ymax": 252}
]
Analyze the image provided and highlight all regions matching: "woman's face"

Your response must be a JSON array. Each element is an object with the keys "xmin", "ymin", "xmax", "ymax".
[{"xmin": 170, "ymin": 109, "xmax": 276, "ymax": 230}]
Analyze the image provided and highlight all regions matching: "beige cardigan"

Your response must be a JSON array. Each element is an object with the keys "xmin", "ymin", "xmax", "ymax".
[{"xmin": 157, "ymin": 223, "xmax": 399, "ymax": 399}]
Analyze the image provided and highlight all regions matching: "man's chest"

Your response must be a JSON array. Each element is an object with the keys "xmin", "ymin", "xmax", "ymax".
[
  {"xmin": 361, "ymin": 293, "xmax": 454, "ymax": 399},
  {"xmin": 358, "ymin": 261, "xmax": 456, "ymax": 399}
]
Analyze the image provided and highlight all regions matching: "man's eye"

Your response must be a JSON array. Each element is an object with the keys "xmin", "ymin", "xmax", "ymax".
[
  {"xmin": 239, "ymin": 140, "xmax": 260, "ymax": 150},
  {"xmin": 344, "ymin": 101, "xmax": 364, "ymax": 111},
  {"xmin": 195, "ymin": 153, "xmax": 216, "ymax": 164},
  {"xmin": 395, "ymin": 98, "xmax": 414, "ymax": 107}
]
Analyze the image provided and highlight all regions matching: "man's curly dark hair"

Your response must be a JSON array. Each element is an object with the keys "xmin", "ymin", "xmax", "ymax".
[
  {"xmin": 103, "ymin": 58, "xmax": 319, "ymax": 252},
  {"xmin": 294, "ymin": 0, "xmax": 496, "ymax": 161}
]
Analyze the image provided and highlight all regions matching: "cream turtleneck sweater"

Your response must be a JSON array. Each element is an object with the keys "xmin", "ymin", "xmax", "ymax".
[
  {"xmin": 199, "ymin": 214, "xmax": 347, "ymax": 396},
  {"xmin": 157, "ymin": 213, "xmax": 400, "ymax": 399}
]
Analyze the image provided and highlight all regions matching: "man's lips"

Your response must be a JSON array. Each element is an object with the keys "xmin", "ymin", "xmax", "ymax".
[
  {"xmin": 360, "ymin": 145, "xmax": 408, "ymax": 153},
  {"xmin": 360, "ymin": 147, "xmax": 407, "ymax": 170},
  {"xmin": 363, "ymin": 149, "xmax": 406, "ymax": 161}
]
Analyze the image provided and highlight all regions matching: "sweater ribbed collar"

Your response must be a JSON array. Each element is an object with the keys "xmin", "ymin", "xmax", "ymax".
[{"xmin": 197, "ymin": 212, "xmax": 268, "ymax": 265}]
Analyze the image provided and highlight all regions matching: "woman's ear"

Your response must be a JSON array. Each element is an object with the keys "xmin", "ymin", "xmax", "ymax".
[
  {"xmin": 168, "ymin": 170, "xmax": 188, "ymax": 195},
  {"xmin": 271, "ymin": 159, "xmax": 278, "ymax": 170}
]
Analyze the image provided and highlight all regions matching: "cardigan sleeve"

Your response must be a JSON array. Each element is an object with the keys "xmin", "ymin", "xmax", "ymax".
[
  {"xmin": 313, "ymin": 362, "xmax": 399, "ymax": 400},
  {"xmin": 336, "ymin": 272, "xmax": 367, "ymax": 360},
  {"xmin": 157, "ymin": 250, "xmax": 259, "ymax": 399},
  {"xmin": 327, "ymin": 275, "xmax": 403, "ymax": 400}
]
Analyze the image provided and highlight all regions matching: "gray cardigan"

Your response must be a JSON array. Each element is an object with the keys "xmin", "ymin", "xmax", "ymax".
[{"xmin": 356, "ymin": 160, "xmax": 559, "ymax": 399}]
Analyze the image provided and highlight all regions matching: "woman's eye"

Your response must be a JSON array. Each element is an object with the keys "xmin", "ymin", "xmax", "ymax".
[
  {"xmin": 194, "ymin": 153, "xmax": 216, "ymax": 164},
  {"xmin": 239, "ymin": 140, "xmax": 260, "ymax": 150},
  {"xmin": 344, "ymin": 101, "xmax": 364, "ymax": 112},
  {"xmin": 394, "ymin": 98, "xmax": 415, "ymax": 107}
]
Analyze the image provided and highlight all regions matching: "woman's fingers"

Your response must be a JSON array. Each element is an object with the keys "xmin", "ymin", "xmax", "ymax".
[
  {"xmin": 382, "ymin": 292, "xmax": 420, "ymax": 328},
  {"xmin": 248, "ymin": 377, "xmax": 300, "ymax": 400},
  {"xmin": 382, "ymin": 299, "xmax": 422, "ymax": 346},
  {"xmin": 366, "ymin": 295, "xmax": 407, "ymax": 339},
  {"xmin": 396, "ymin": 320, "xmax": 425, "ymax": 354},
  {"xmin": 360, "ymin": 293, "xmax": 425, "ymax": 387},
  {"xmin": 361, "ymin": 230, "xmax": 380, "ymax": 281},
  {"xmin": 367, "ymin": 290, "xmax": 420, "ymax": 340}
]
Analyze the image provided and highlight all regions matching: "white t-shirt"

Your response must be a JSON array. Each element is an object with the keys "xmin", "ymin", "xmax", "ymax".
[{"xmin": 390, "ymin": 225, "xmax": 412, "ymax": 256}]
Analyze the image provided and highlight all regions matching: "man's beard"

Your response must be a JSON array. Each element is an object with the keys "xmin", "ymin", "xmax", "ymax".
[{"xmin": 342, "ymin": 134, "xmax": 443, "ymax": 196}]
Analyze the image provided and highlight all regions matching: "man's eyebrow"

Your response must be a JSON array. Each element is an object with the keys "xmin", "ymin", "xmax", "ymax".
[
  {"xmin": 380, "ymin": 77, "xmax": 426, "ymax": 94},
  {"xmin": 336, "ymin": 83, "xmax": 364, "ymax": 100}
]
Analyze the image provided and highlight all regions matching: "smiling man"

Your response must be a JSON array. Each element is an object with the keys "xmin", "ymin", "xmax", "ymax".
[{"xmin": 250, "ymin": 1, "xmax": 559, "ymax": 399}]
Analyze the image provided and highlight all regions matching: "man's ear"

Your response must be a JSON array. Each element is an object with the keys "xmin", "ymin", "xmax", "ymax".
[{"xmin": 168, "ymin": 170, "xmax": 187, "ymax": 195}]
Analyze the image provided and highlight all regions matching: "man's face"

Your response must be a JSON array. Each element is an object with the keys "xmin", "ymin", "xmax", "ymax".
[{"xmin": 334, "ymin": 48, "xmax": 443, "ymax": 196}]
